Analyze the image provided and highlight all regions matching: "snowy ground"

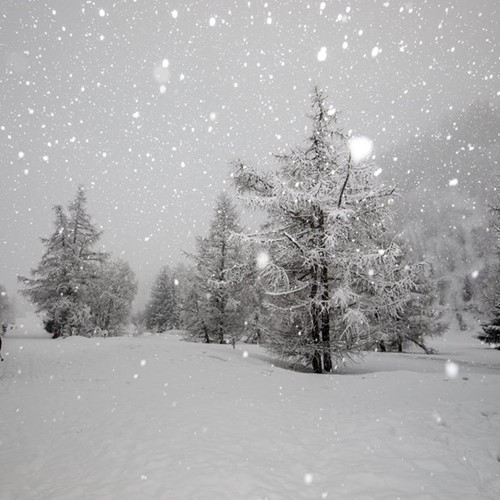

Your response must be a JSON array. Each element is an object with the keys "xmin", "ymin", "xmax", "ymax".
[{"xmin": 1, "ymin": 315, "xmax": 499, "ymax": 500}]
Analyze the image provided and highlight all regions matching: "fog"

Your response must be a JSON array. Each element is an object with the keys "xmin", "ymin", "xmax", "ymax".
[{"xmin": 1, "ymin": 0, "xmax": 498, "ymax": 307}]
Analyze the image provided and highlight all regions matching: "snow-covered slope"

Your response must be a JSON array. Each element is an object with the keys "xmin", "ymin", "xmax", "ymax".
[{"xmin": 1, "ymin": 317, "xmax": 499, "ymax": 499}]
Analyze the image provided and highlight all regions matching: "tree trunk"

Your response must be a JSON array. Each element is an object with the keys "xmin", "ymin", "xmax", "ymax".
[
  {"xmin": 310, "ymin": 266, "xmax": 322, "ymax": 373},
  {"xmin": 320, "ymin": 263, "xmax": 332, "ymax": 372},
  {"xmin": 218, "ymin": 238, "xmax": 227, "ymax": 344},
  {"xmin": 410, "ymin": 338, "xmax": 433, "ymax": 354},
  {"xmin": 203, "ymin": 323, "xmax": 210, "ymax": 343}
]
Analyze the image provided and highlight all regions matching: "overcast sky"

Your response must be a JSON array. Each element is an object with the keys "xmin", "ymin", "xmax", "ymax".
[{"xmin": 1, "ymin": 0, "xmax": 498, "ymax": 307}]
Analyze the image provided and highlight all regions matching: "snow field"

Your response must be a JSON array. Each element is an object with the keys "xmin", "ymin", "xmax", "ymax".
[{"xmin": 0, "ymin": 321, "xmax": 499, "ymax": 499}]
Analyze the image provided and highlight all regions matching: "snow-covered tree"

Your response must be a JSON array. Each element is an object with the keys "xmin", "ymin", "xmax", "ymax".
[
  {"xmin": 182, "ymin": 275, "xmax": 211, "ymax": 343},
  {"xmin": 19, "ymin": 187, "xmax": 107, "ymax": 337},
  {"xmin": 401, "ymin": 197, "xmax": 491, "ymax": 311},
  {"xmin": 0, "ymin": 283, "xmax": 15, "ymax": 325},
  {"xmin": 239, "ymin": 268, "xmax": 270, "ymax": 344},
  {"xmin": 185, "ymin": 193, "xmax": 245, "ymax": 343},
  {"xmin": 145, "ymin": 266, "xmax": 180, "ymax": 333},
  {"xmin": 479, "ymin": 198, "xmax": 500, "ymax": 348},
  {"xmin": 232, "ymin": 88, "xmax": 426, "ymax": 372},
  {"xmin": 478, "ymin": 305, "xmax": 500, "ymax": 349},
  {"xmin": 170, "ymin": 263, "xmax": 192, "ymax": 329},
  {"xmin": 377, "ymin": 259, "xmax": 446, "ymax": 353},
  {"xmin": 87, "ymin": 259, "xmax": 137, "ymax": 335},
  {"xmin": 462, "ymin": 274, "xmax": 473, "ymax": 303},
  {"xmin": 68, "ymin": 187, "xmax": 104, "ymax": 263}
]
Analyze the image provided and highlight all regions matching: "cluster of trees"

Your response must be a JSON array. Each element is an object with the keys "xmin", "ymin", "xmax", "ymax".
[
  {"xmin": 141, "ymin": 264, "xmax": 186, "ymax": 333},
  {"xmin": 144, "ymin": 89, "xmax": 446, "ymax": 372},
  {"xmin": 142, "ymin": 193, "xmax": 256, "ymax": 345},
  {"xmin": 19, "ymin": 187, "xmax": 137, "ymax": 337},
  {"xmin": 478, "ymin": 200, "xmax": 500, "ymax": 348},
  {"xmin": 20, "ymin": 88, "xmax": 497, "ymax": 367},
  {"xmin": 231, "ymin": 88, "xmax": 445, "ymax": 371}
]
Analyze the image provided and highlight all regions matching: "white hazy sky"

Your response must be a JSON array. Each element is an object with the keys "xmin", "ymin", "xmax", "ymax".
[{"xmin": 1, "ymin": 0, "xmax": 498, "ymax": 306}]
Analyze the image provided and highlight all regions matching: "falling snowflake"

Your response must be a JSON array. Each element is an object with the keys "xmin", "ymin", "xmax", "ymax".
[
  {"xmin": 348, "ymin": 136, "xmax": 373, "ymax": 163},
  {"xmin": 445, "ymin": 360, "xmax": 459, "ymax": 379},
  {"xmin": 317, "ymin": 47, "xmax": 327, "ymax": 62},
  {"xmin": 256, "ymin": 251, "xmax": 270, "ymax": 269}
]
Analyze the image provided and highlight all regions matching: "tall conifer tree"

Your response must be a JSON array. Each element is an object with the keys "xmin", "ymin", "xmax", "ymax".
[
  {"xmin": 145, "ymin": 266, "xmax": 179, "ymax": 333},
  {"xmin": 20, "ymin": 187, "xmax": 107, "ymax": 337},
  {"xmin": 186, "ymin": 193, "xmax": 244, "ymax": 343},
  {"xmin": 232, "ymin": 88, "xmax": 426, "ymax": 372}
]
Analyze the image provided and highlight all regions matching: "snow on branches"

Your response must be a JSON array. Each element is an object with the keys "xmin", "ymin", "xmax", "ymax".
[{"xmin": 232, "ymin": 88, "xmax": 440, "ymax": 372}]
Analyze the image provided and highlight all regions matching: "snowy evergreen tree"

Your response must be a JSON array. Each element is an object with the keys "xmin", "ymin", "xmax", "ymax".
[
  {"xmin": 232, "ymin": 88, "xmax": 424, "ymax": 372},
  {"xmin": 20, "ymin": 204, "xmax": 80, "ymax": 337},
  {"xmin": 478, "ymin": 304, "xmax": 500, "ymax": 348},
  {"xmin": 145, "ymin": 266, "xmax": 179, "ymax": 333},
  {"xmin": 170, "ymin": 263, "xmax": 192, "ymax": 329},
  {"xmin": 68, "ymin": 187, "xmax": 104, "ymax": 264},
  {"xmin": 462, "ymin": 275, "xmax": 473, "ymax": 303},
  {"xmin": 19, "ymin": 187, "xmax": 107, "ymax": 337},
  {"xmin": 182, "ymin": 275, "xmax": 211, "ymax": 343},
  {"xmin": 377, "ymin": 259, "xmax": 446, "ymax": 353},
  {"xmin": 185, "ymin": 193, "xmax": 245, "ymax": 343},
  {"xmin": 402, "ymin": 198, "xmax": 493, "ymax": 313},
  {"xmin": 479, "ymin": 199, "xmax": 500, "ymax": 348},
  {"xmin": 239, "ymin": 268, "xmax": 270, "ymax": 344}
]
